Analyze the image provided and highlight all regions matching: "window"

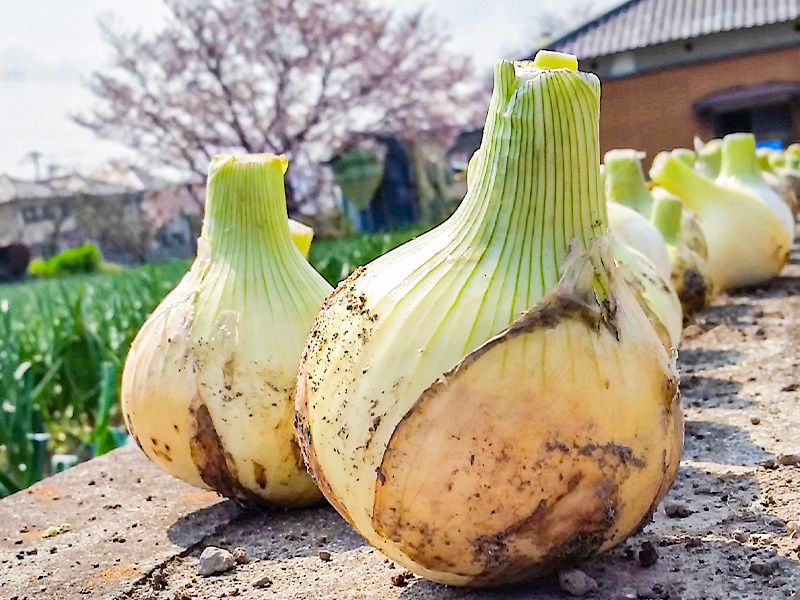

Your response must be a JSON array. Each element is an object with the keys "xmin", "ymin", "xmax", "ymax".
[
  {"xmin": 712, "ymin": 110, "xmax": 751, "ymax": 137},
  {"xmin": 752, "ymin": 104, "xmax": 793, "ymax": 145},
  {"xmin": 712, "ymin": 104, "xmax": 793, "ymax": 146}
]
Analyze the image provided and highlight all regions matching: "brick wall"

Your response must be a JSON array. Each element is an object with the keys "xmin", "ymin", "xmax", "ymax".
[{"xmin": 591, "ymin": 44, "xmax": 800, "ymax": 166}]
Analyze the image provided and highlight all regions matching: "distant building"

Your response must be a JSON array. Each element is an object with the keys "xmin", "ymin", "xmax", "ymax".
[
  {"xmin": 543, "ymin": 0, "xmax": 800, "ymax": 158},
  {"xmin": 0, "ymin": 163, "xmax": 201, "ymax": 263},
  {"xmin": 0, "ymin": 172, "xmax": 143, "ymax": 260}
]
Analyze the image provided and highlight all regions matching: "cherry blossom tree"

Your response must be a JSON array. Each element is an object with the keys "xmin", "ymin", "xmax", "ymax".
[{"xmin": 75, "ymin": 0, "xmax": 487, "ymax": 212}]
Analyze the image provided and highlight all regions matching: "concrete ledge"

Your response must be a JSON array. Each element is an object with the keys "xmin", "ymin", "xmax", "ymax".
[
  {"xmin": 0, "ymin": 445, "xmax": 240, "ymax": 599},
  {"xmin": 5, "ymin": 253, "xmax": 800, "ymax": 599}
]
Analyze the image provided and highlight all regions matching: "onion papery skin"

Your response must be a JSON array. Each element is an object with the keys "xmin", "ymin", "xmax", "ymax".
[
  {"xmin": 295, "ymin": 58, "xmax": 683, "ymax": 586},
  {"xmin": 122, "ymin": 154, "xmax": 332, "ymax": 506}
]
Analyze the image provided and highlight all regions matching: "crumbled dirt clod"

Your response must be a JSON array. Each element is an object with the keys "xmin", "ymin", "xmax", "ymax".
[
  {"xmin": 638, "ymin": 541, "xmax": 659, "ymax": 568},
  {"xmin": 151, "ymin": 568, "xmax": 167, "ymax": 589},
  {"xmin": 252, "ymin": 574, "xmax": 272, "ymax": 588},
  {"xmin": 777, "ymin": 454, "xmax": 800, "ymax": 466},
  {"xmin": 197, "ymin": 547, "xmax": 235, "ymax": 576},
  {"xmin": 390, "ymin": 571, "xmax": 413, "ymax": 587},
  {"xmin": 749, "ymin": 559, "xmax": 779, "ymax": 576},
  {"xmin": 559, "ymin": 569, "xmax": 598, "ymax": 596},
  {"xmin": 663, "ymin": 501, "xmax": 692, "ymax": 518}
]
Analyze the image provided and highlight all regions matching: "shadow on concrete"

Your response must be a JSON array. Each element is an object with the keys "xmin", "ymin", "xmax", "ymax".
[
  {"xmin": 727, "ymin": 274, "xmax": 800, "ymax": 299},
  {"xmin": 683, "ymin": 420, "xmax": 772, "ymax": 467},
  {"xmin": 166, "ymin": 499, "xmax": 243, "ymax": 547},
  {"xmin": 678, "ymin": 348, "xmax": 746, "ymax": 371},
  {"xmin": 697, "ymin": 302, "xmax": 754, "ymax": 330},
  {"xmin": 168, "ymin": 502, "xmax": 366, "ymax": 560},
  {"xmin": 681, "ymin": 376, "xmax": 753, "ymax": 410}
]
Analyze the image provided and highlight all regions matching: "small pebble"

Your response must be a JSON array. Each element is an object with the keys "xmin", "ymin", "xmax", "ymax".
[
  {"xmin": 614, "ymin": 588, "xmax": 638, "ymax": 600},
  {"xmin": 318, "ymin": 550, "xmax": 332, "ymax": 561},
  {"xmin": 760, "ymin": 457, "xmax": 778, "ymax": 469},
  {"xmin": 232, "ymin": 547, "xmax": 248, "ymax": 564},
  {"xmin": 750, "ymin": 416, "xmax": 761, "ymax": 425},
  {"xmin": 197, "ymin": 547, "xmax": 235, "ymax": 576},
  {"xmin": 252, "ymin": 575, "xmax": 272, "ymax": 588},
  {"xmin": 682, "ymin": 324, "xmax": 704, "ymax": 339},
  {"xmin": 638, "ymin": 541, "xmax": 659, "ymax": 568},
  {"xmin": 558, "ymin": 569, "xmax": 598, "ymax": 596},
  {"xmin": 663, "ymin": 501, "xmax": 691, "ymax": 518}
]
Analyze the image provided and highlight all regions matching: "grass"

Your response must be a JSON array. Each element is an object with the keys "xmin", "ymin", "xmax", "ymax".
[
  {"xmin": 0, "ymin": 224, "xmax": 433, "ymax": 496},
  {"xmin": 0, "ymin": 260, "xmax": 189, "ymax": 495}
]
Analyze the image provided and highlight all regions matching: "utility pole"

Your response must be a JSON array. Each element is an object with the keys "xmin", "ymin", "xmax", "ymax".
[{"xmin": 22, "ymin": 151, "xmax": 43, "ymax": 181}]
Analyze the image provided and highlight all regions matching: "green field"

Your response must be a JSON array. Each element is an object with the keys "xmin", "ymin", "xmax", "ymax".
[{"xmin": 0, "ymin": 225, "xmax": 429, "ymax": 496}]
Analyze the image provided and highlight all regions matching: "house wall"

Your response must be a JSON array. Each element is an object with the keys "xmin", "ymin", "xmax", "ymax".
[
  {"xmin": 0, "ymin": 204, "xmax": 23, "ymax": 244},
  {"xmin": 591, "ymin": 43, "xmax": 800, "ymax": 167}
]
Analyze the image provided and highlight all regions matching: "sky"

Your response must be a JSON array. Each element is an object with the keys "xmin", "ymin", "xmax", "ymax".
[{"xmin": 0, "ymin": 0, "xmax": 618, "ymax": 180}]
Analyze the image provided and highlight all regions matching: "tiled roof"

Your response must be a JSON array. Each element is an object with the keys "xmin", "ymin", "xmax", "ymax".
[
  {"xmin": 0, "ymin": 173, "xmax": 139, "ymax": 204},
  {"xmin": 551, "ymin": 0, "xmax": 800, "ymax": 59}
]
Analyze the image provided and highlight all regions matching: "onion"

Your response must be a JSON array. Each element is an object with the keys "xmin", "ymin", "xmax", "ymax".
[
  {"xmin": 650, "ymin": 152, "xmax": 790, "ymax": 290},
  {"xmin": 650, "ymin": 192, "xmax": 713, "ymax": 316},
  {"xmin": 122, "ymin": 154, "xmax": 332, "ymax": 505},
  {"xmin": 694, "ymin": 137, "xmax": 722, "ymax": 179},
  {"xmin": 295, "ymin": 52, "xmax": 683, "ymax": 586},
  {"xmin": 607, "ymin": 202, "xmax": 671, "ymax": 280},
  {"xmin": 716, "ymin": 133, "xmax": 794, "ymax": 241}
]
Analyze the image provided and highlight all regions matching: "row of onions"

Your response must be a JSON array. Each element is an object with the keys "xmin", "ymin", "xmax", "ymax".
[{"xmin": 120, "ymin": 50, "xmax": 791, "ymax": 586}]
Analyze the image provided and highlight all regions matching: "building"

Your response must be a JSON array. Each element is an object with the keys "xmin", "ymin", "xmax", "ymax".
[
  {"xmin": 545, "ymin": 0, "xmax": 800, "ymax": 159},
  {"xmin": 0, "ymin": 172, "xmax": 144, "ymax": 260},
  {"xmin": 0, "ymin": 163, "xmax": 201, "ymax": 263}
]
